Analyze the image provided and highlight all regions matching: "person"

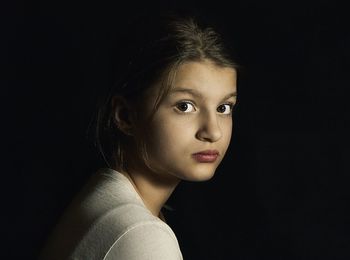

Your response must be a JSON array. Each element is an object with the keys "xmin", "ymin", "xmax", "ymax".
[{"xmin": 38, "ymin": 10, "xmax": 239, "ymax": 260}]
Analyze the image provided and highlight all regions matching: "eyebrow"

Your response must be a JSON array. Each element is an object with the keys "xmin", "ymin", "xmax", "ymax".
[{"xmin": 169, "ymin": 88, "xmax": 237, "ymax": 102}]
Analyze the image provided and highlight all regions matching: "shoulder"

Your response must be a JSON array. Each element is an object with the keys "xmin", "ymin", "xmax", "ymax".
[
  {"xmin": 104, "ymin": 219, "xmax": 183, "ymax": 260},
  {"xmin": 71, "ymin": 204, "xmax": 182, "ymax": 260}
]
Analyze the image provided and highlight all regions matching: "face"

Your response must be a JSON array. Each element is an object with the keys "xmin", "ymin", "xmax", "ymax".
[{"xmin": 134, "ymin": 60, "xmax": 237, "ymax": 182}]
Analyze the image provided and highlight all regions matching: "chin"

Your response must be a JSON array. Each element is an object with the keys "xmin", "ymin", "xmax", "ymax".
[{"xmin": 181, "ymin": 166, "xmax": 218, "ymax": 182}]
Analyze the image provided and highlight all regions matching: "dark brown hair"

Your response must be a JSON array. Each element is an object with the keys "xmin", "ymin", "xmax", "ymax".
[{"xmin": 89, "ymin": 11, "xmax": 240, "ymax": 172}]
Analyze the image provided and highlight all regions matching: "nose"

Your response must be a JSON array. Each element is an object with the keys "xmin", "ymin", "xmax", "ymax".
[{"xmin": 195, "ymin": 112, "xmax": 222, "ymax": 142}]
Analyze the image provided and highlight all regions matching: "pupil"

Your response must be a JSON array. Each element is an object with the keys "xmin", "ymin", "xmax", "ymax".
[
  {"xmin": 179, "ymin": 103, "xmax": 188, "ymax": 111},
  {"xmin": 218, "ymin": 105, "xmax": 225, "ymax": 113}
]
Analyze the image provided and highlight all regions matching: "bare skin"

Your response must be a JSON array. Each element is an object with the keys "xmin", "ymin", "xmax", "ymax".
[{"xmin": 113, "ymin": 59, "xmax": 237, "ymax": 220}]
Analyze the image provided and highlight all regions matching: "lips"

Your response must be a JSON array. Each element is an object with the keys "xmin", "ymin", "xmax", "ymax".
[{"xmin": 192, "ymin": 150, "xmax": 219, "ymax": 163}]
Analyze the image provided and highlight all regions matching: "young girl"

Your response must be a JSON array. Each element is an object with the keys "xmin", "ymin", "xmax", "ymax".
[{"xmin": 39, "ymin": 11, "xmax": 239, "ymax": 260}]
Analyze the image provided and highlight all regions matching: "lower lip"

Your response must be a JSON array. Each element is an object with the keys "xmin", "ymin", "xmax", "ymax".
[{"xmin": 192, "ymin": 153, "xmax": 218, "ymax": 163}]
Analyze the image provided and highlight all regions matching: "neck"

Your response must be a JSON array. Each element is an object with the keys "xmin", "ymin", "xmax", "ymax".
[{"xmin": 119, "ymin": 165, "xmax": 180, "ymax": 220}]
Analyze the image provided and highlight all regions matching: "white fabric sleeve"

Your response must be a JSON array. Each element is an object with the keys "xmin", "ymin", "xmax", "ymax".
[{"xmin": 103, "ymin": 221, "xmax": 183, "ymax": 260}]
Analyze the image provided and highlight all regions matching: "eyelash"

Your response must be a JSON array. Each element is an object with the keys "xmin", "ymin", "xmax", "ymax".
[{"xmin": 175, "ymin": 100, "xmax": 235, "ymax": 115}]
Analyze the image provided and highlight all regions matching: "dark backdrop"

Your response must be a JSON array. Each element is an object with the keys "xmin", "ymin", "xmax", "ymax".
[{"xmin": 2, "ymin": 0, "xmax": 349, "ymax": 259}]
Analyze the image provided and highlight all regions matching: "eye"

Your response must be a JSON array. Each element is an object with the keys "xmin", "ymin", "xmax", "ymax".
[
  {"xmin": 175, "ymin": 101, "xmax": 196, "ymax": 113},
  {"xmin": 217, "ymin": 103, "xmax": 234, "ymax": 115}
]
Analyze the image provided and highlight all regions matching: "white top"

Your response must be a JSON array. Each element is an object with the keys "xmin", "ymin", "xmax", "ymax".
[{"xmin": 38, "ymin": 168, "xmax": 183, "ymax": 260}]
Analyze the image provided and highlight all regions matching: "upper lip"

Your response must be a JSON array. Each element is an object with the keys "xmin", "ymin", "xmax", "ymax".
[{"xmin": 193, "ymin": 150, "xmax": 219, "ymax": 155}]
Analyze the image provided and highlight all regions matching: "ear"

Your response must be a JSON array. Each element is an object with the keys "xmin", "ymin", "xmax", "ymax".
[{"xmin": 111, "ymin": 95, "xmax": 135, "ymax": 136}]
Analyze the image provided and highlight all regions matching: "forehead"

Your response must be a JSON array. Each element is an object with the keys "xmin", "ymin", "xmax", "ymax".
[{"xmin": 170, "ymin": 60, "xmax": 237, "ymax": 95}]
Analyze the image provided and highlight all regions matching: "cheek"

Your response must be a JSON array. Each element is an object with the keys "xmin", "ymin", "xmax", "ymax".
[
  {"xmin": 146, "ymin": 117, "xmax": 193, "ymax": 157},
  {"xmin": 227, "ymin": 119, "xmax": 233, "ymax": 135},
  {"xmin": 222, "ymin": 119, "xmax": 233, "ymax": 147}
]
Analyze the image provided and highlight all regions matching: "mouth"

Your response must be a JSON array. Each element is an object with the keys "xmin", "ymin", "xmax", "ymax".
[{"xmin": 192, "ymin": 150, "xmax": 219, "ymax": 163}]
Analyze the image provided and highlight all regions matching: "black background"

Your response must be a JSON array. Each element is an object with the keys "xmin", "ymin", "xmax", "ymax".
[{"xmin": 2, "ymin": 0, "xmax": 349, "ymax": 259}]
